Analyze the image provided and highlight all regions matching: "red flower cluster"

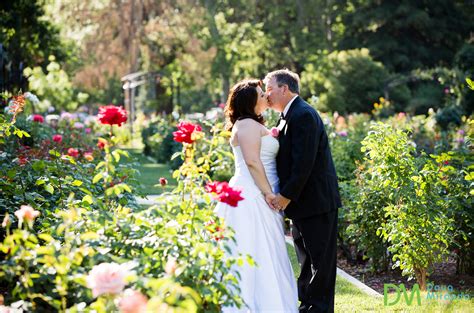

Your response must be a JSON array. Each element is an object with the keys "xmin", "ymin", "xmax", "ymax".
[
  {"xmin": 159, "ymin": 177, "xmax": 168, "ymax": 186},
  {"xmin": 32, "ymin": 114, "xmax": 44, "ymax": 123},
  {"xmin": 205, "ymin": 181, "xmax": 244, "ymax": 207},
  {"xmin": 68, "ymin": 148, "xmax": 79, "ymax": 158},
  {"xmin": 173, "ymin": 121, "xmax": 202, "ymax": 144},
  {"xmin": 97, "ymin": 105, "xmax": 128, "ymax": 126}
]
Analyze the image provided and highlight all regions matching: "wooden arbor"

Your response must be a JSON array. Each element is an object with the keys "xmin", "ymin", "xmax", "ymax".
[{"xmin": 121, "ymin": 71, "xmax": 162, "ymax": 133}]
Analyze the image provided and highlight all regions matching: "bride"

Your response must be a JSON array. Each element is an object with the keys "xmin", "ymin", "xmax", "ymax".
[{"xmin": 215, "ymin": 79, "xmax": 298, "ymax": 312}]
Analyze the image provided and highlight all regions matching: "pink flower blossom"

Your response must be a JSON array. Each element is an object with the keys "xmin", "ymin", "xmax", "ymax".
[
  {"xmin": 337, "ymin": 131, "xmax": 348, "ymax": 137},
  {"xmin": 74, "ymin": 122, "xmax": 85, "ymax": 129},
  {"xmin": 159, "ymin": 177, "xmax": 168, "ymax": 187},
  {"xmin": 270, "ymin": 127, "xmax": 279, "ymax": 138},
  {"xmin": 14, "ymin": 205, "xmax": 40, "ymax": 227},
  {"xmin": 67, "ymin": 148, "xmax": 79, "ymax": 158},
  {"xmin": 2, "ymin": 213, "xmax": 11, "ymax": 228},
  {"xmin": 118, "ymin": 289, "xmax": 148, "ymax": 313},
  {"xmin": 86, "ymin": 262, "xmax": 129, "ymax": 298},
  {"xmin": 85, "ymin": 128, "xmax": 92, "ymax": 134}
]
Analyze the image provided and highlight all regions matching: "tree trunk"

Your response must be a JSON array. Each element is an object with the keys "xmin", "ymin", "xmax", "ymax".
[{"xmin": 414, "ymin": 267, "xmax": 427, "ymax": 291}]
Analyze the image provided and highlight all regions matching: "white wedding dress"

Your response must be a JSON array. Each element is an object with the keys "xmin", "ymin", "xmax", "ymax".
[{"xmin": 216, "ymin": 134, "xmax": 298, "ymax": 313}]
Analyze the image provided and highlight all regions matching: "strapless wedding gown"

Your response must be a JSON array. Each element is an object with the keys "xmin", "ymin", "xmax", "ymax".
[{"xmin": 215, "ymin": 135, "xmax": 298, "ymax": 313}]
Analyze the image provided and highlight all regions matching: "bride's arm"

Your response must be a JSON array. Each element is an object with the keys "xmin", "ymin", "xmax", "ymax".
[{"xmin": 236, "ymin": 120, "xmax": 275, "ymax": 206}]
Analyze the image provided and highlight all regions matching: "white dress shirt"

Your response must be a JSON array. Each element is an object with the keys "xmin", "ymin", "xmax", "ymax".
[{"xmin": 282, "ymin": 95, "xmax": 298, "ymax": 117}]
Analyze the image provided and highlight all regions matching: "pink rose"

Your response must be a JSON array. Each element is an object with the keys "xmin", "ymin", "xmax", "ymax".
[
  {"xmin": 14, "ymin": 205, "xmax": 40, "ymax": 227},
  {"xmin": 86, "ymin": 262, "xmax": 129, "ymax": 297},
  {"xmin": 118, "ymin": 289, "xmax": 148, "ymax": 313},
  {"xmin": 67, "ymin": 148, "xmax": 79, "ymax": 158},
  {"xmin": 270, "ymin": 127, "xmax": 279, "ymax": 138}
]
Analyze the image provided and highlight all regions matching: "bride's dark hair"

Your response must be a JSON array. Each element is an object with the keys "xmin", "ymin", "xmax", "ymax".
[{"xmin": 224, "ymin": 79, "xmax": 265, "ymax": 131}]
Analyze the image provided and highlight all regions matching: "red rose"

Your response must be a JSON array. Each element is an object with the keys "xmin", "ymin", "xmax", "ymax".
[
  {"xmin": 218, "ymin": 184, "xmax": 244, "ymax": 207},
  {"xmin": 173, "ymin": 121, "xmax": 202, "ymax": 144},
  {"xmin": 32, "ymin": 114, "xmax": 44, "ymax": 123},
  {"xmin": 67, "ymin": 148, "xmax": 79, "ymax": 158},
  {"xmin": 97, "ymin": 105, "xmax": 128, "ymax": 126},
  {"xmin": 18, "ymin": 156, "xmax": 28, "ymax": 166},
  {"xmin": 159, "ymin": 177, "xmax": 168, "ymax": 186},
  {"xmin": 205, "ymin": 181, "xmax": 244, "ymax": 207},
  {"xmin": 52, "ymin": 134, "xmax": 63, "ymax": 143},
  {"xmin": 205, "ymin": 181, "xmax": 222, "ymax": 193}
]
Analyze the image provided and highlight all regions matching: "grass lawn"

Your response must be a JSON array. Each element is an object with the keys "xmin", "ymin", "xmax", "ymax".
[
  {"xmin": 124, "ymin": 148, "xmax": 177, "ymax": 195},
  {"xmin": 286, "ymin": 244, "xmax": 473, "ymax": 312}
]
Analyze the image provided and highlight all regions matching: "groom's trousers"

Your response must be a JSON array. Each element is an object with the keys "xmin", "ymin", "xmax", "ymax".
[{"xmin": 292, "ymin": 209, "xmax": 338, "ymax": 313}]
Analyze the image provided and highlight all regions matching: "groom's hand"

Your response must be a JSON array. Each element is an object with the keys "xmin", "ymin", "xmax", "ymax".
[{"xmin": 272, "ymin": 193, "xmax": 291, "ymax": 211}]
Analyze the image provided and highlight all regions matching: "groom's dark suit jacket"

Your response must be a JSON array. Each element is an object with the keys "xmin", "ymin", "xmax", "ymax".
[{"xmin": 277, "ymin": 96, "xmax": 342, "ymax": 220}]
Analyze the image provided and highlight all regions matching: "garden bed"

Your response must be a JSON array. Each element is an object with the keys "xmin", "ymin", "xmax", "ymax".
[{"xmin": 336, "ymin": 249, "xmax": 474, "ymax": 295}]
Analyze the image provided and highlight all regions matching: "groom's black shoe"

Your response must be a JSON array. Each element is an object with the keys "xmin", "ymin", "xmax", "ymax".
[{"xmin": 298, "ymin": 304, "xmax": 309, "ymax": 313}]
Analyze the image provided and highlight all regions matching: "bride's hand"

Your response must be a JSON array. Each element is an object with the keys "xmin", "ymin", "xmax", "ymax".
[{"xmin": 264, "ymin": 192, "xmax": 277, "ymax": 210}]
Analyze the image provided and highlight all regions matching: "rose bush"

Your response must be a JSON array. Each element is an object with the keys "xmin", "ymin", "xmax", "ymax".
[{"xmin": 0, "ymin": 94, "xmax": 249, "ymax": 312}]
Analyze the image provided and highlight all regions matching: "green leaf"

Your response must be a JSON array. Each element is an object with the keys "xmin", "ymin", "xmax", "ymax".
[
  {"xmin": 92, "ymin": 173, "xmax": 103, "ymax": 184},
  {"xmin": 38, "ymin": 234, "xmax": 54, "ymax": 242},
  {"xmin": 171, "ymin": 152, "xmax": 182, "ymax": 160},
  {"xmin": 112, "ymin": 151, "xmax": 121, "ymax": 163},
  {"xmin": 49, "ymin": 149, "xmax": 61, "ymax": 157},
  {"xmin": 80, "ymin": 232, "xmax": 99, "ymax": 240},
  {"xmin": 44, "ymin": 184, "xmax": 54, "ymax": 194},
  {"xmin": 32, "ymin": 160, "xmax": 45, "ymax": 171},
  {"xmin": 71, "ymin": 180, "xmax": 83, "ymax": 187},
  {"xmin": 82, "ymin": 195, "xmax": 93, "ymax": 204},
  {"xmin": 467, "ymin": 78, "xmax": 474, "ymax": 90}
]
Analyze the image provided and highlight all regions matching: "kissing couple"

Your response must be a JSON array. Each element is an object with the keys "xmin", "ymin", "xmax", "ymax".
[{"xmin": 215, "ymin": 69, "xmax": 342, "ymax": 313}]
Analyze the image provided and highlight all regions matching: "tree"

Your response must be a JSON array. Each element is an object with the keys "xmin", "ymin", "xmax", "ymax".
[
  {"xmin": 339, "ymin": 0, "xmax": 471, "ymax": 73},
  {"xmin": 0, "ymin": 0, "xmax": 67, "ymax": 92}
]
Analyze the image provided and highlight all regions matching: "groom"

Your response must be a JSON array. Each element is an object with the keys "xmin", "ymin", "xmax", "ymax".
[{"xmin": 264, "ymin": 69, "xmax": 341, "ymax": 313}]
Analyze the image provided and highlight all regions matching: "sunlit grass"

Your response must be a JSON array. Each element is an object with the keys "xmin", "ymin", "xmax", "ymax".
[
  {"xmin": 286, "ymin": 244, "xmax": 473, "ymax": 312},
  {"xmin": 124, "ymin": 148, "xmax": 177, "ymax": 195}
]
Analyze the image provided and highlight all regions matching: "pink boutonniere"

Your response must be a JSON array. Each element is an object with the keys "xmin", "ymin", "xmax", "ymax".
[{"xmin": 270, "ymin": 127, "xmax": 280, "ymax": 138}]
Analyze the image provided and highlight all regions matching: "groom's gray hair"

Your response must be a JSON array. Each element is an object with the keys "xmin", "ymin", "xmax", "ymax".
[{"xmin": 264, "ymin": 69, "xmax": 300, "ymax": 94}]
